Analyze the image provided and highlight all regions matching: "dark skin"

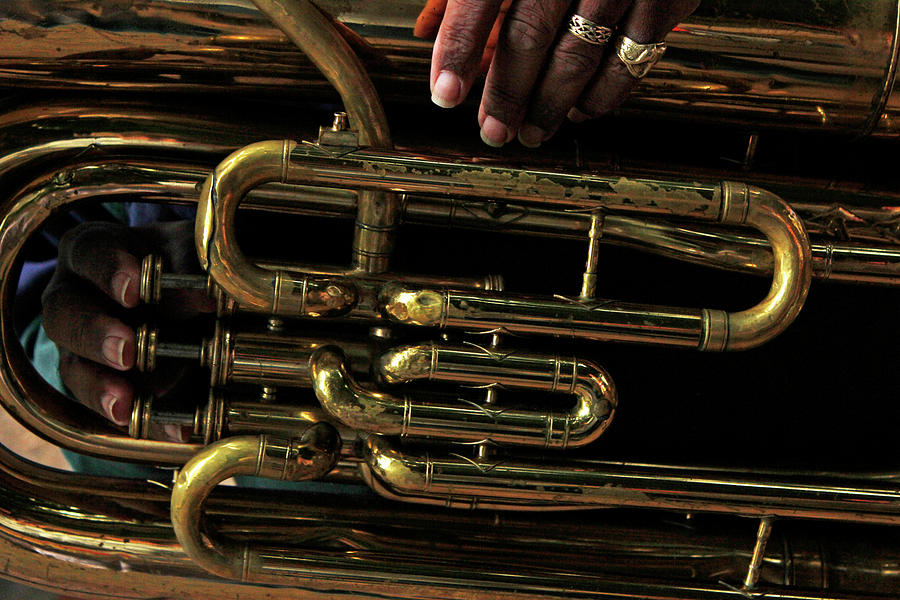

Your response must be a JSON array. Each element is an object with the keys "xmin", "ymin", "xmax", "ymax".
[
  {"xmin": 41, "ymin": 220, "xmax": 212, "ymax": 441},
  {"xmin": 417, "ymin": 0, "xmax": 699, "ymax": 147}
]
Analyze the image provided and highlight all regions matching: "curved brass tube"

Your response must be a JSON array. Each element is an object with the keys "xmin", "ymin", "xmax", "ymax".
[
  {"xmin": 197, "ymin": 140, "xmax": 358, "ymax": 316},
  {"xmin": 198, "ymin": 143, "xmax": 811, "ymax": 351},
  {"xmin": 714, "ymin": 185, "xmax": 812, "ymax": 351},
  {"xmin": 4, "ymin": 439, "xmax": 899, "ymax": 599},
  {"xmin": 249, "ymin": 0, "xmax": 388, "ymax": 150},
  {"xmin": 311, "ymin": 344, "xmax": 615, "ymax": 448},
  {"xmin": 0, "ymin": 160, "xmax": 205, "ymax": 464},
  {"xmin": 171, "ymin": 426, "xmax": 340, "ymax": 579},
  {"xmin": 360, "ymin": 436, "xmax": 900, "ymax": 524},
  {"xmin": 381, "ymin": 181, "xmax": 813, "ymax": 351},
  {"xmin": 250, "ymin": 0, "xmax": 395, "ymax": 273}
]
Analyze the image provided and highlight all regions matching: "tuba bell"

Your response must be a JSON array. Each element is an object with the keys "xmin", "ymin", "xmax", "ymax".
[{"xmin": 0, "ymin": 1, "xmax": 898, "ymax": 598}]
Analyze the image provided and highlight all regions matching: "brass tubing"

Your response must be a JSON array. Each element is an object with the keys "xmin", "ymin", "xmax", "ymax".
[
  {"xmin": 171, "ymin": 427, "xmax": 340, "ymax": 579},
  {"xmin": 744, "ymin": 517, "xmax": 776, "ymax": 590},
  {"xmin": 11, "ymin": 140, "xmax": 858, "ymax": 298},
  {"xmin": 237, "ymin": 186, "xmax": 899, "ymax": 286},
  {"xmin": 281, "ymin": 143, "xmax": 724, "ymax": 218},
  {"xmin": 197, "ymin": 140, "xmax": 358, "ymax": 316},
  {"xmin": 312, "ymin": 345, "xmax": 615, "ymax": 448},
  {"xmin": 722, "ymin": 186, "xmax": 811, "ymax": 351},
  {"xmin": 402, "ymin": 199, "xmax": 900, "ymax": 286},
  {"xmin": 580, "ymin": 211, "xmax": 604, "ymax": 299},
  {"xmin": 223, "ymin": 331, "xmax": 374, "ymax": 388},
  {"xmin": 224, "ymin": 401, "xmax": 352, "ymax": 441},
  {"xmin": 6, "ymin": 3, "xmax": 900, "ymax": 137},
  {"xmin": 360, "ymin": 436, "xmax": 900, "ymax": 525},
  {"xmin": 380, "ymin": 184, "xmax": 812, "ymax": 351},
  {"xmin": 3, "ymin": 440, "xmax": 899, "ymax": 599},
  {"xmin": 380, "ymin": 284, "xmax": 707, "ymax": 348},
  {"xmin": 0, "ymin": 168, "xmax": 203, "ymax": 464},
  {"xmin": 199, "ymin": 142, "xmax": 810, "ymax": 350},
  {"xmin": 250, "ymin": 0, "xmax": 395, "ymax": 274},
  {"xmin": 247, "ymin": 1, "xmax": 389, "ymax": 150}
]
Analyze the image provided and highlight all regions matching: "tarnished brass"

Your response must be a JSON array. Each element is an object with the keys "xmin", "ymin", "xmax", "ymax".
[
  {"xmin": 3, "ymin": 2, "xmax": 900, "ymax": 137},
  {"xmin": 0, "ymin": 1, "xmax": 898, "ymax": 599},
  {"xmin": 198, "ymin": 142, "xmax": 811, "ymax": 351},
  {"xmin": 171, "ymin": 426, "xmax": 341, "ymax": 579},
  {"xmin": 312, "ymin": 344, "xmax": 616, "ymax": 447}
]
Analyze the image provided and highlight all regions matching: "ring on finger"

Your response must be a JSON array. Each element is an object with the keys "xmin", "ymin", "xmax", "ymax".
[
  {"xmin": 567, "ymin": 14, "xmax": 614, "ymax": 46},
  {"xmin": 615, "ymin": 35, "xmax": 667, "ymax": 79}
]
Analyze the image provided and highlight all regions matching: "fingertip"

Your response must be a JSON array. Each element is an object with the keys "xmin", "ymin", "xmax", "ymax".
[
  {"xmin": 112, "ymin": 270, "xmax": 138, "ymax": 308},
  {"xmin": 518, "ymin": 124, "xmax": 546, "ymax": 148},
  {"xmin": 102, "ymin": 333, "xmax": 135, "ymax": 370},
  {"xmin": 431, "ymin": 70, "xmax": 463, "ymax": 108},
  {"xmin": 101, "ymin": 393, "xmax": 131, "ymax": 426},
  {"xmin": 480, "ymin": 115, "xmax": 513, "ymax": 147},
  {"xmin": 567, "ymin": 108, "xmax": 591, "ymax": 123}
]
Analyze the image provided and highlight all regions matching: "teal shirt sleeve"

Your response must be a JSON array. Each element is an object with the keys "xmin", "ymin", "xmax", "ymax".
[
  {"xmin": 19, "ymin": 318, "xmax": 166, "ymax": 479},
  {"xmin": 19, "ymin": 317, "xmax": 370, "ymax": 495}
]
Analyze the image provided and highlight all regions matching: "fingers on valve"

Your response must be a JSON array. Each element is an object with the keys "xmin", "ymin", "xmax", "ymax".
[
  {"xmin": 42, "ymin": 286, "xmax": 136, "ymax": 371},
  {"xmin": 478, "ymin": 0, "xmax": 571, "ymax": 147},
  {"xmin": 431, "ymin": 0, "xmax": 506, "ymax": 109},
  {"xmin": 573, "ymin": 0, "xmax": 698, "ymax": 121},
  {"xmin": 58, "ymin": 222, "xmax": 145, "ymax": 308},
  {"xmin": 59, "ymin": 351, "xmax": 133, "ymax": 426},
  {"xmin": 519, "ymin": 0, "xmax": 631, "ymax": 148}
]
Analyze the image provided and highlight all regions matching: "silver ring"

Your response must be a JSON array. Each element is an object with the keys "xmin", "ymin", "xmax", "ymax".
[
  {"xmin": 614, "ymin": 35, "xmax": 667, "ymax": 79},
  {"xmin": 567, "ymin": 15, "xmax": 614, "ymax": 46}
]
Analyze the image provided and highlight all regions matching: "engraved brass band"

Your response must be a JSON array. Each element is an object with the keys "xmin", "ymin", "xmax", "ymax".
[
  {"xmin": 567, "ymin": 14, "xmax": 614, "ymax": 46},
  {"xmin": 615, "ymin": 35, "xmax": 667, "ymax": 79}
]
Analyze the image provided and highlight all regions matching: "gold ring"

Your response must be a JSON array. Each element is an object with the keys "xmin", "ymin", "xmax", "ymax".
[
  {"xmin": 615, "ymin": 35, "xmax": 667, "ymax": 79},
  {"xmin": 567, "ymin": 15, "xmax": 614, "ymax": 46}
]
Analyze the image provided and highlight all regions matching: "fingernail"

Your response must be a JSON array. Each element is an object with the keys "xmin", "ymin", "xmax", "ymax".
[
  {"xmin": 518, "ymin": 124, "xmax": 546, "ymax": 148},
  {"xmin": 111, "ymin": 271, "xmax": 133, "ymax": 307},
  {"xmin": 480, "ymin": 116, "xmax": 511, "ymax": 147},
  {"xmin": 567, "ymin": 108, "xmax": 590, "ymax": 123},
  {"xmin": 431, "ymin": 70, "xmax": 462, "ymax": 108},
  {"xmin": 102, "ymin": 336, "xmax": 126, "ymax": 369},
  {"xmin": 101, "ymin": 393, "xmax": 130, "ymax": 426},
  {"xmin": 164, "ymin": 423, "xmax": 191, "ymax": 442}
]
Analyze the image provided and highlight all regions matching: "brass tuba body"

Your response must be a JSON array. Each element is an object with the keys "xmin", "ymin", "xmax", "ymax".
[{"xmin": 0, "ymin": 1, "xmax": 898, "ymax": 598}]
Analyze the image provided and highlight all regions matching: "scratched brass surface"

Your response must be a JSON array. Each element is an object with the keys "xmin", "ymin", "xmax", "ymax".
[
  {"xmin": 0, "ymin": 1, "xmax": 898, "ymax": 598},
  {"xmin": 0, "ymin": 1, "xmax": 898, "ymax": 135}
]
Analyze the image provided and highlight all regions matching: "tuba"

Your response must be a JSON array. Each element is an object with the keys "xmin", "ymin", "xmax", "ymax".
[{"xmin": 0, "ymin": 1, "xmax": 898, "ymax": 598}]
